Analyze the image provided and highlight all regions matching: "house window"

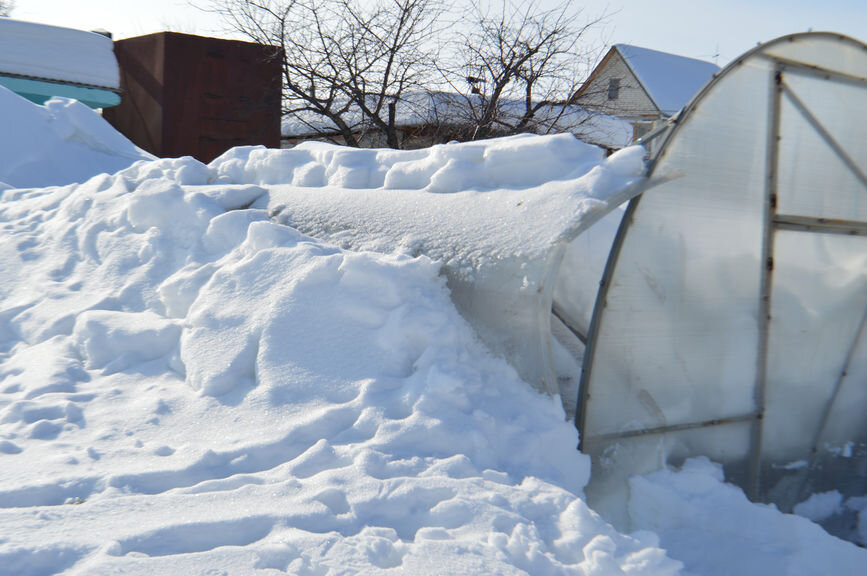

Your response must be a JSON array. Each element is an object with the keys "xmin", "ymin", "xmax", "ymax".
[{"xmin": 607, "ymin": 78, "xmax": 621, "ymax": 100}]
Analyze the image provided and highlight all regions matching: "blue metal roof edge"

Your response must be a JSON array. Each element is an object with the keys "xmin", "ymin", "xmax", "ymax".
[{"xmin": 0, "ymin": 74, "xmax": 121, "ymax": 109}]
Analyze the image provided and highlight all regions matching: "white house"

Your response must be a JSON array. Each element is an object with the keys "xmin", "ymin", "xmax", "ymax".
[{"xmin": 574, "ymin": 44, "xmax": 719, "ymax": 139}]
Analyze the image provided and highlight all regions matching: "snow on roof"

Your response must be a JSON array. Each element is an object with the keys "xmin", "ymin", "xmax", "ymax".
[
  {"xmin": 0, "ymin": 18, "xmax": 119, "ymax": 89},
  {"xmin": 282, "ymin": 92, "xmax": 634, "ymax": 149},
  {"xmin": 616, "ymin": 44, "xmax": 719, "ymax": 115}
]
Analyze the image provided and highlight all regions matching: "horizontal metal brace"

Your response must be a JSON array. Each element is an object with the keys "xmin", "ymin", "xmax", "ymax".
[
  {"xmin": 582, "ymin": 412, "xmax": 760, "ymax": 445},
  {"xmin": 757, "ymin": 53, "xmax": 867, "ymax": 89},
  {"xmin": 773, "ymin": 214, "xmax": 867, "ymax": 236},
  {"xmin": 552, "ymin": 302, "xmax": 588, "ymax": 345}
]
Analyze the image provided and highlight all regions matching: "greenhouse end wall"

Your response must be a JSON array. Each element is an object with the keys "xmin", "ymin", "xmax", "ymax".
[{"xmin": 574, "ymin": 33, "xmax": 867, "ymax": 535}]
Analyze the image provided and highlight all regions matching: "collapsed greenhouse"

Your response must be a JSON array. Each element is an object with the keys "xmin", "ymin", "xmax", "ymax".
[{"xmin": 261, "ymin": 32, "xmax": 866, "ymax": 538}]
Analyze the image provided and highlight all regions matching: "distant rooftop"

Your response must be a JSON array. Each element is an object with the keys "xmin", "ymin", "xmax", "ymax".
[
  {"xmin": 616, "ymin": 44, "xmax": 719, "ymax": 115},
  {"xmin": 282, "ymin": 92, "xmax": 634, "ymax": 150}
]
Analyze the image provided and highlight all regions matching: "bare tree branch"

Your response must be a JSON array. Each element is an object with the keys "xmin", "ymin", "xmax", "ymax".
[
  {"xmin": 207, "ymin": 0, "xmax": 444, "ymax": 148},
  {"xmin": 205, "ymin": 0, "xmax": 609, "ymax": 147},
  {"xmin": 438, "ymin": 0, "xmax": 608, "ymax": 141}
]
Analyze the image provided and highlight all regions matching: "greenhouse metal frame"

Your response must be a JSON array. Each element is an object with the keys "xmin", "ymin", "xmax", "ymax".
[{"xmin": 574, "ymin": 33, "xmax": 867, "ymax": 525}]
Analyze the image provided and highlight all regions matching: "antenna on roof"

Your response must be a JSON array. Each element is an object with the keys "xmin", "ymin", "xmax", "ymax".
[{"xmin": 699, "ymin": 44, "xmax": 720, "ymax": 65}]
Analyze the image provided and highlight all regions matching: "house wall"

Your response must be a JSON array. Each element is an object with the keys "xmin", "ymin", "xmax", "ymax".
[{"xmin": 575, "ymin": 51, "xmax": 660, "ymax": 134}]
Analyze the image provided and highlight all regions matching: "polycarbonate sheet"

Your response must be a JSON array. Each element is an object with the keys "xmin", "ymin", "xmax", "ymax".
[
  {"xmin": 579, "ymin": 32, "xmax": 867, "ymax": 532},
  {"xmin": 582, "ymin": 58, "xmax": 774, "ymax": 439},
  {"xmin": 776, "ymin": 73, "xmax": 867, "ymax": 222},
  {"xmin": 763, "ymin": 34, "xmax": 867, "ymax": 79},
  {"xmin": 447, "ymin": 249, "xmax": 564, "ymax": 396},
  {"xmin": 762, "ymin": 232, "xmax": 867, "ymax": 459},
  {"xmin": 583, "ymin": 420, "xmax": 752, "ymax": 529},
  {"xmin": 554, "ymin": 208, "xmax": 625, "ymax": 339}
]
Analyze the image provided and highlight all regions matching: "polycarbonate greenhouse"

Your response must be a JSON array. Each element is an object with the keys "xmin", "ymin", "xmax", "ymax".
[
  {"xmin": 567, "ymin": 32, "xmax": 867, "ymax": 528},
  {"xmin": 263, "ymin": 32, "xmax": 865, "ymax": 538}
]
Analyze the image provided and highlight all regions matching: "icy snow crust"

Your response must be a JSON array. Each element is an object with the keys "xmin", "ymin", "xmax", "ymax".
[{"xmin": 1, "ymin": 90, "xmax": 865, "ymax": 574}]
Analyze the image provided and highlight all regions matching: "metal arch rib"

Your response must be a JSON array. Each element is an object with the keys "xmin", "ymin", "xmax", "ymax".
[{"xmin": 575, "ymin": 193, "xmax": 642, "ymax": 449}]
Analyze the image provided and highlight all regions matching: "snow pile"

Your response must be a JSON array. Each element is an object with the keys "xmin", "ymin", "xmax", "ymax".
[
  {"xmin": 0, "ymin": 86, "xmax": 152, "ymax": 189},
  {"xmin": 213, "ymin": 136, "xmax": 644, "ymax": 270},
  {"xmin": 0, "ymin": 18, "xmax": 119, "ymax": 89},
  {"xmin": 1, "ymin": 90, "xmax": 865, "ymax": 575},
  {"xmin": 0, "ymin": 138, "xmax": 677, "ymax": 573},
  {"xmin": 629, "ymin": 459, "xmax": 867, "ymax": 575}
]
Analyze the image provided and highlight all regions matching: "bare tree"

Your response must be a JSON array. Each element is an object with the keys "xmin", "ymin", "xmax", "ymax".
[
  {"xmin": 0, "ymin": 1, "xmax": 14, "ymax": 17},
  {"xmin": 440, "ymin": 0, "xmax": 606, "ymax": 141},
  {"xmin": 207, "ymin": 0, "xmax": 444, "ymax": 148}
]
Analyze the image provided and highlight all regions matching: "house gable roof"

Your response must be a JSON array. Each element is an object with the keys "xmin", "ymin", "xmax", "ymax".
[{"xmin": 615, "ymin": 44, "xmax": 719, "ymax": 116}]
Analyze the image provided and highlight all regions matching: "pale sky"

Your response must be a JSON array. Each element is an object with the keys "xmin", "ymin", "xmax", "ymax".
[{"xmin": 8, "ymin": 0, "xmax": 867, "ymax": 67}]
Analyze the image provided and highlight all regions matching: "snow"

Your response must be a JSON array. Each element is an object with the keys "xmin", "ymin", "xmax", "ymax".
[
  {"xmin": 0, "ymin": 86, "xmax": 152, "ymax": 189},
  {"xmin": 629, "ymin": 459, "xmax": 867, "ymax": 576},
  {"xmin": 617, "ymin": 44, "xmax": 719, "ymax": 116},
  {"xmin": 213, "ymin": 135, "xmax": 644, "ymax": 270},
  {"xmin": 794, "ymin": 491, "xmax": 844, "ymax": 523},
  {"xmin": 0, "ymin": 19, "xmax": 119, "ymax": 89},
  {"xmin": 1, "ymin": 85, "xmax": 865, "ymax": 575}
]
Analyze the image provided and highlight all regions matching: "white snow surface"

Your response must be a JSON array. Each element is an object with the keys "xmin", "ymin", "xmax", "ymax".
[
  {"xmin": 0, "ymin": 87, "xmax": 153, "ymax": 189},
  {"xmin": 214, "ymin": 136, "xmax": 645, "ymax": 273},
  {"xmin": 1, "ymin": 89, "xmax": 865, "ymax": 575},
  {"xmin": 0, "ymin": 19, "xmax": 120, "ymax": 89},
  {"xmin": 629, "ymin": 459, "xmax": 867, "ymax": 576}
]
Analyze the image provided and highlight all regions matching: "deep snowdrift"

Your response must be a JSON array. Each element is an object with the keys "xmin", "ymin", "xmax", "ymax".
[
  {"xmin": 0, "ymin": 86, "xmax": 151, "ymax": 189},
  {"xmin": 0, "ymin": 89, "xmax": 865, "ymax": 575}
]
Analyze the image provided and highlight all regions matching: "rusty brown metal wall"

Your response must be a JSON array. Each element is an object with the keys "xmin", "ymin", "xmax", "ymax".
[{"xmin": 104, "ymin": 32, "xmax": 282, "ymax": 163}]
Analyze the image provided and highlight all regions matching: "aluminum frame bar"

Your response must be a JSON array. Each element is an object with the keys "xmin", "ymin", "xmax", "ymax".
[
  {"xmin": 782, "ymin": 82, "xmax": 867, "ymax": 191},
  {"xmin": 582, "ymin": 412, "xmax": 760, "ymax": 445},
  {"xmin": 773, "ymin": 214, "xmax": 867, "ymax": 236},
  {"xmin": 757, "ymin": 53, "xmax": 867, "ymax": 89}
]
